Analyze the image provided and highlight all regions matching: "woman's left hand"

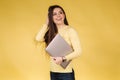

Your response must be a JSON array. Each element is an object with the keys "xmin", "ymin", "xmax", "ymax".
[{"xmin": 52, "ymin": 57, "xmax": 63, "ymax": 65}]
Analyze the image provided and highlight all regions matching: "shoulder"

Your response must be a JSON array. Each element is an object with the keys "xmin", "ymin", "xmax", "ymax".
[
  {"xmin": 66, "ymin": 25, "xmax": 80, "ymax": 39},
  {"xmin": 66, "ymin": 25, "xmax": 77, "ymax": 33}
]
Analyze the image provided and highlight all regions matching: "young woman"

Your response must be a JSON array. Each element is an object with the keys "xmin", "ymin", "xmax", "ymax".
[{"xmin": 35, "ymin": 5, "xmax": 82, "ymax": 80}]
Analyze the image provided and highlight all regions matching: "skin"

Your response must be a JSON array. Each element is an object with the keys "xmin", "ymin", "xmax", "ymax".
[
  {"xmin": 53, "ymin": 8, "xmax": 65, "ymax": 27},
  {"xmin": 52, "ymin": 8, "xmax": 66, "ymax": 65}
]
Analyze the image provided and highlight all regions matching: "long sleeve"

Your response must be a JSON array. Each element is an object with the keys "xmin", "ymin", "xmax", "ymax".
[
  {"xmin": 35, "ymin": 24, "xmax": 48, "ymax": 42},
  {"xmin": 65, "ymin": 28, "xmax": 82, "ymax": 61}
]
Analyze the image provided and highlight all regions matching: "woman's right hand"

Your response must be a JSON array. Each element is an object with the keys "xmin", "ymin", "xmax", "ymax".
[{"xmin": 52, "ymin": 57, "xmax": 63, "ymax": 65}]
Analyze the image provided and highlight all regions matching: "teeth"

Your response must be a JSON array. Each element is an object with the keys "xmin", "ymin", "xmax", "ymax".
[{"xmin": 56, "ymin": 18, "xmax": 62, "ymax": 21}]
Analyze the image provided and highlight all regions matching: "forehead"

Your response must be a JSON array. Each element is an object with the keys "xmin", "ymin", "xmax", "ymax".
[{"xmin": 53, "ymin": 8, "xmax": 63, "ymax": 13}]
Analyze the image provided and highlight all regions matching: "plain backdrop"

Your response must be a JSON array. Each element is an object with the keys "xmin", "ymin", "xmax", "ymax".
[{"xmin": 0, "ymin": 0, "xmax": 120, "ymax": 80}]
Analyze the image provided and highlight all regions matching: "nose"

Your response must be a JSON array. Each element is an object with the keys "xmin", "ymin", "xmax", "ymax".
[{"xmin": 57, "ymin": 13, "xmax": 61, "ymax": 17}]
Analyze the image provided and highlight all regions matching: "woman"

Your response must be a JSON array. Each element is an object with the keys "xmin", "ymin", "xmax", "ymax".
[{"xmin": 35, "ymin": 5, "xmax": 82, "ymax": 80}]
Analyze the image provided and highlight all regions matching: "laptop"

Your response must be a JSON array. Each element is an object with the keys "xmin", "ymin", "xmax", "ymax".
[{"xmin": 45, "ymin": 34, "xmax": 73, "ymax": 69}]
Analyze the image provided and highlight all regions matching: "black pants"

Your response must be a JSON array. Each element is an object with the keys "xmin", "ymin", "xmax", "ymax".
[{"xmin": 50, "ymin": 69, "xmax": 75, "ymax": 80}]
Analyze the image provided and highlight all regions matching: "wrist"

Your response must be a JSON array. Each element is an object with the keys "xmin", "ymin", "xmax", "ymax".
[{"xmin": 62, "ymin": 56, "xmax": 66, "ymax": 62}]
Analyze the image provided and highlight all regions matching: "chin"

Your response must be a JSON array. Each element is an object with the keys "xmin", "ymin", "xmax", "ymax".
[
  {"xmin": 55, "ymin": 22, "xmax": 63, "ymax": 25},
  {"xmin": 56, "ymin": 23, "xmax": 62, "ymax": 25}
]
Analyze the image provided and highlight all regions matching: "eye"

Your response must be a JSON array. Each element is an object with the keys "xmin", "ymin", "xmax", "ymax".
[
  {"xmin": 59, "ymin": 11, "xmax": 63, "ymax": 14},
  {"xmin": 53, "ymin": 13, "xmax": 57, "ymax": 16}
]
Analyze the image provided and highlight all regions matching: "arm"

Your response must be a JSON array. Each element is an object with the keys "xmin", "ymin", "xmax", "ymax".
[
  {"xmin": 65, "ymin": 28, "xmax": 82, "ymax": 61},
  {"xmin": 35, "ymin": 24, "xmax": 48, "ymax": 42}
]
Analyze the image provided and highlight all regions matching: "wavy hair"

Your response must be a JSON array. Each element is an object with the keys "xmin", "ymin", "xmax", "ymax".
[{"xmin": 44, "ymin": 5, "xmax": 69, "ymax": 46}]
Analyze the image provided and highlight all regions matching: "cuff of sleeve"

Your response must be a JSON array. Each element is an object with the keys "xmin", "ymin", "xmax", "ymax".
[{"xmin": 64, "ymin": 56, "xmax": 71, "ymax": 61}]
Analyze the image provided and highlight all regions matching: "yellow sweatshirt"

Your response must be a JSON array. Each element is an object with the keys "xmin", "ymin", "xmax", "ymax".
[{"xmin": 35, "ymin": 24, "xmax": 82, "ymax": 73}]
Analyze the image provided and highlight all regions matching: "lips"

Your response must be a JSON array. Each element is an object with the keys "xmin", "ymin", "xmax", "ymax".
[{"xmin": 56, "ymin": 18, "xmax": 62, "ymax": 21}]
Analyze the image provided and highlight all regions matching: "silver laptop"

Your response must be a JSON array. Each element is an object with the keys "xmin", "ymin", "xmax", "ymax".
[{"xmin": 45, "ymin": 34, "xmax": 73, "ymax": 69}]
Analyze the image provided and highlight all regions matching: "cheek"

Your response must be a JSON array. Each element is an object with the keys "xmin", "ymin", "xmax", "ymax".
[
  {"xmin": 62, "ymin": 14, "xmax": 65, "ymax": 19},
  {"xmin": 53, "ymin": 15, "xmax": 57, "ymax": 19},
  {"xmin": 53, "ymin": 16, "xmax": 56, "ymax": 22}
]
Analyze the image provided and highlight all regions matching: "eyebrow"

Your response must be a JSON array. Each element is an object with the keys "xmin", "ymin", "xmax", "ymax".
[{"xmin": 53, "ymin": 10, "xmax": 63, "ymax": 13}]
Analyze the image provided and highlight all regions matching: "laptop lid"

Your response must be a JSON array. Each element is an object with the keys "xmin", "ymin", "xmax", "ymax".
[{"xmin": 45, "ymin": 34, "xmax": 73, "ymax": 69}]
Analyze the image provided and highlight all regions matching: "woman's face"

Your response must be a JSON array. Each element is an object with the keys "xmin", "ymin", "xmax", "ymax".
[{"xmin": 53, "ymin": 8, "xmax": 65, "ymax": 26}]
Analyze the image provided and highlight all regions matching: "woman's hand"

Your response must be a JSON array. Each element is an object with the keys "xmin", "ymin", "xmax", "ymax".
[{"xmin": 52, "ymin": 57, "xmax": 63, "ymax": 65}]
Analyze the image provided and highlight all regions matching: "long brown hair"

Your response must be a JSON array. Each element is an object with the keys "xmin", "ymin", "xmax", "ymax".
[{"xmin": 44, "ymin": 5, "xmax": 69, "ymax": 46}]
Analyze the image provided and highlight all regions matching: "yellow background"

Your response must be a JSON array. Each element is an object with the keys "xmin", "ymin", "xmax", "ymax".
[{"xmin": 0, "ymin": 0, "xmax": 120, "ymax": 80}]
